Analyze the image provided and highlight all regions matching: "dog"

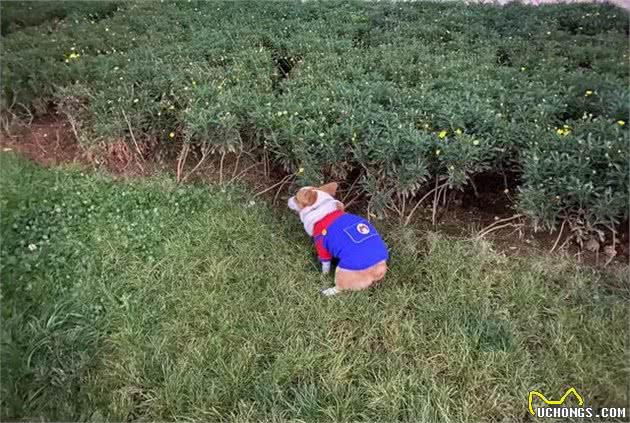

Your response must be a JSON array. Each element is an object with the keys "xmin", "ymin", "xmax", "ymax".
[{"xmin": 288, "ymin": 182, "xmax": 388, "ymax": 296}]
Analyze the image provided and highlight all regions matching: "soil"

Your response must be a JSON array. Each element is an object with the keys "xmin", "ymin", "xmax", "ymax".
[
  {"xmin": 1, "ymin": 117, "xmax": 87, "ymax": 167},
  {"xmin": 1, "ymin": 116, "xmax": 628, "ymax": 270}
]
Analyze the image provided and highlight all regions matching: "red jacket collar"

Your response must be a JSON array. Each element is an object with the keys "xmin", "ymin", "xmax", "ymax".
[{"xmin": 313, "ymin": 210, "xmax": 344, "ymax": 237}]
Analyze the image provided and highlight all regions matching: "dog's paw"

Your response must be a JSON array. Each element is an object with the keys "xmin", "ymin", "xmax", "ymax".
[{"xmin": 319, "ymin": 287, "xmax": 339, "ymax": 297}]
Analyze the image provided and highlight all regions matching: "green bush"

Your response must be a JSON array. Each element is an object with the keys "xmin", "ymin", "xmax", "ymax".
[
  {"xmin": 1, "ymin": 0, "xmax": 628, "ymax": 234},
  {"xmin": 520, "ymin": 117, "xmax": 628, "ymax": 233},
  {"xmin": 0, "ymin": 1, "xmax": 119, "ymax": 36}
]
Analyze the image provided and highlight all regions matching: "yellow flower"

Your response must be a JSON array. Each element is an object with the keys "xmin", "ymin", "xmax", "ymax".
[
  {"xmin": 435, "ymin": 149, "xmax": 441, "ymax": 156},
  {"xmin": 556, "ymin": 128, "xmax": 571, "ymax": 137},
  {"xmin": 520, "ymin": 67, "xmax": 526, "ymax": 71},
  {"xmin": 65, "ymin": 52, "xmax": 81, "ymax": 61},
  {"xmin": 585, "ymin": 90, "xmax": 594, "ymax": 97},
  {"xmin": 455, "ymin": 128, "xmax": 462, "ymax": 135},
  {"xmin": 617, "ymin": 120, "xmax": 625, "ymax": 126},
  {"xmin": 472, "ymin": 140, "xmax": 479, "ymax": 146},
  {"xmin": 169, "ymin": 132, "xmax": 175, "ymax": 138},
  {"xmin": 297, "ymin": 167, "xmax": 304, "ymax": 175},
  {"xmin": 438, "ymin": 130, "xmax": 448, "ymax": 139}
]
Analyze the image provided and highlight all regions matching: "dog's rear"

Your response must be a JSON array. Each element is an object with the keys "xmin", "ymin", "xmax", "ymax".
[
  {"xmin": 335, "ymin": 260, "xmax": 387, "ymax": 292},
  {"xmin": 369, "ymin": 260, "xmax": 388, "ymax": 281}
]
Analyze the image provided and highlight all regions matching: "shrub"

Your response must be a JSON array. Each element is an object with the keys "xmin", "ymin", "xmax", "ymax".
[
  {"xmin": 1, "ymin": 0, "xmax": 628, "ymax": 235},
  {"xmin": 519, "ymin": 117, "xmax": 628, "ymax": 238},
  {"xmin": 0, "ymin": 0, "xmax": 119, "ymax": 36}
]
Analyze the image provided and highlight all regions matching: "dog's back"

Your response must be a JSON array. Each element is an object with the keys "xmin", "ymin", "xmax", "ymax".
[{"xmin": 322, "ymin": 213, "xmax": 389, "ymax": 271}]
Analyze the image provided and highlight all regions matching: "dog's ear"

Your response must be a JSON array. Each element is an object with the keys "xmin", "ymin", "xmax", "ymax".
[
  {"xmin": 318, "ymin": 182, "xmax": 338, "ymax": 197},
  {"xmin": 296, "ymin": 188, "xmax": 318, "ymax": 208}
]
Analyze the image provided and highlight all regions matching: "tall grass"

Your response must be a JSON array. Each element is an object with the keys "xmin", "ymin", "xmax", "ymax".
[{"xmin": 1, "ymin": 152, "xmax": 628, "ymax": 421}]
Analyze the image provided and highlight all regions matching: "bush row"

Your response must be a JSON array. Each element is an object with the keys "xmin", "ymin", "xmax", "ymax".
[
  {"xmin": 1, "ymin": 0, "xmax": 628, "ymax": 236},
  {"xmin": 0, "ymin": 0, "xmax": 119, "ymax": 36}
]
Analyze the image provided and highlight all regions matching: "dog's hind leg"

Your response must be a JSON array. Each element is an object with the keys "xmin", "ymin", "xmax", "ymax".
[{"xmin": 320, "ymin": 286, "xmax": 339, "ymax": 296}]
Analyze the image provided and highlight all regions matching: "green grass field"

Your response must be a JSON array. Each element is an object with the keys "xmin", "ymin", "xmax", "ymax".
[{"xmin": 1, "ymin": 152, "xmax": 627, "ymax": 422}]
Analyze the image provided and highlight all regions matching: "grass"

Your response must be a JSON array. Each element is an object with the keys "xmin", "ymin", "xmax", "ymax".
[{"xmin": 0, "ymin": 152, "xmax": 628, "ymax": 422}]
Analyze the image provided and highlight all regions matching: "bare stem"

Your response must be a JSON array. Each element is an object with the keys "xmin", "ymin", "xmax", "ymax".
[
  {"xmin": 63, "ymin": 112, "xmax": 81, "ymax": 144},
  {"xmin": 17, "ymin": 102, "xmax": 33, "ymax": 126},
  {"xmin": 121, "ymin": 109, "xmax": 145, "ymax": 173},
  {"xmin": 219, "ymin": 150, "xmax": 226, "ymax": 185},
  {"xmin": 253, "ymin": 174, "xmax": 294, "ymax": 198},
  {"xmin": 344, "ymin": 193, "xmax": 361, "ymax": 210},
  {"xmin": 181, "ymin": 143, "xmax": 211, "ymax": 184},
  {"xmin": 341, "ymin": 176, "xmax": 361, "ymax": 203},
  {"xmin": 549, "ymin": 219, "xmax": 567, "ymax": 253},
  {"xmin": 273, "ymin": 174, "xmax": 294, "ymax": 205},
  {"xmin": 176, "ymin": 143, "xmax": 190, "ymax": 183},
  {"xmin": 475, "ymin": 214, "xmax": 524, "ymax": 239},
  {"xmin": 469, "ymin": 178, "xmax": 479, "ymax": 198},
  {"xmin": 230, "ymin": 149, "xmax": 242, "ymax": 180},
  {"xmin": 480, "ymin": 223, "xmax": 524, "ymax": 239},
  {"xmin": 400, "ymin": 193, "xmax": 406, "ymax": 224},
  {"xmin": 227, "ymin": 162, "xmax": 261, "ymax": 185},
  {"xmin": 121, "ymin": 109, "xmax": 143, "ymax": 157},
  {"xmin": 432, "ymin": 182, "xmax": 446, "ymax": 226},
  {"xmin": 404, "ymin": 180, "xmax": 448, "ymax": 226}
]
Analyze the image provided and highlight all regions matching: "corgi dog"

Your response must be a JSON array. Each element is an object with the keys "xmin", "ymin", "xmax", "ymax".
[{"xmin": 288, "ymin": 182, "xmax": 389, "ymax": 296}]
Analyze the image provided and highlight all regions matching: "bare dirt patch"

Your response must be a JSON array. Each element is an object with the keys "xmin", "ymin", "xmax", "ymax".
[
  {"xmin": 2, "ymin": 116, "xmax": 628, "ymax": 269},
  {"xmin": 1, "ymin": 117, "xmax": 87, "ymax": 167}
]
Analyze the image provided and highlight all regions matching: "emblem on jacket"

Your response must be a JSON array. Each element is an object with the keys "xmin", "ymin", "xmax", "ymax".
[{"xmin": 357, "ymin": 223, "xmax": 370, "ymax": 234}]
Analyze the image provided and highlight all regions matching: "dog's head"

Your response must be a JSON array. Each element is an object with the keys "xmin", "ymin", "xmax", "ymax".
[
  {"xmin": 288, "ymin": 182, "xmax": 345, "ymax": 234},
  {"xmin": 288, "ymin": 182, "xmax": 341, "ymax": 212}
]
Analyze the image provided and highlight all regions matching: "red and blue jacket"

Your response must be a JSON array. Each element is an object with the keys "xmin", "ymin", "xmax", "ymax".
[{"xmin": 313, "ymin": 210, "xmax": 389, "ymax": 271}]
